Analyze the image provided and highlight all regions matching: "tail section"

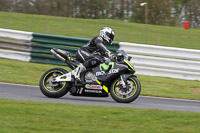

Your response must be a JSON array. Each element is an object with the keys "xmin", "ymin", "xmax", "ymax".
[{"xmin": 51, "ymin": 48, "xmax": 80, "ymax": 69}]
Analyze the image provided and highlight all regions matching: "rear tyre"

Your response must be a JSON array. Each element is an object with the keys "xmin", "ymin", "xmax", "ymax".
[
  {"xmin": 110, "ymin": 76, "xmax": 141, "ymax": 103},
  {"xmin": 39, "ymin": 68, "xmax": 69, "ymax": 98}
]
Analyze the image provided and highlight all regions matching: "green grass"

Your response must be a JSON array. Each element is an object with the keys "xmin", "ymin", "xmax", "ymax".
[
  {"xmin": 1, "ymin": 58, "xmax": 200, "ymax": 100},
  {"xmin": 0, "ymin": 12, "xmax": 200, "ymax": 49},
  {"xmin": 0, "ymin": 99, "xmax": 199, "ymax": 133},
  {"xmin": 0, "ymin": 12, "xmax": 200, "ymax": 133},
  {"xmin": 0, "ymin": 12, "xmax": 200, "ymax": 100},
  {"xmin": 0, "ymin": 58, "xmax": 69, "ymax": 85}
]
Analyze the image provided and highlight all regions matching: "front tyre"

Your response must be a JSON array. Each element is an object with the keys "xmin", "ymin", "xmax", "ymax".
[
  {"xmin": 39, "ymin": 68, "xmax": 69, "ymax": 98},
  {"xmin": 110, "ymin": 76, "xmax": 141, "ymax": 103}
]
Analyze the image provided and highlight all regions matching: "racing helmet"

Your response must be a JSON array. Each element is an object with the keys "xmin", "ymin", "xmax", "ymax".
[{"xmin": 100, "ymin": 27, "xmax": 114, "ymax": 45}]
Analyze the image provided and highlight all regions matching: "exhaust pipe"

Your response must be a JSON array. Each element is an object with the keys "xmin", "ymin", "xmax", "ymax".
[{"xmin": 50, "ymin": 49, "xmax": 66, "ymax": 62}]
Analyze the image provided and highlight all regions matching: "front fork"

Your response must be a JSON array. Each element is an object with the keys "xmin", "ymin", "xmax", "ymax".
[
  {"xmin": 120, "ymin": 74, "xmax": 133, "ymax": 88},
  {"xmin": 120, "ymin": 75, "xmax": 127, "ymax": 88}
]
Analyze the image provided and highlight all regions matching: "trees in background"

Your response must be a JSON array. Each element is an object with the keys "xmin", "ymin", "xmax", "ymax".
[
  {"xmin": 131, "ymin": 0, "xmax": 172, "ymax": 25},
  {"xmin": 177, "ymin": 0, "xmax": 200, "ymax": 28},
  {"xmin": 0, "ymin": 0, "xmax": 200, "ymax": 28}
]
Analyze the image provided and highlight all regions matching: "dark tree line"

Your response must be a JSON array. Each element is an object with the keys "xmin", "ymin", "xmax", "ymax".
[{"xmin": 0, "ymin": 0, "xmax": 200, "ymax": 28}]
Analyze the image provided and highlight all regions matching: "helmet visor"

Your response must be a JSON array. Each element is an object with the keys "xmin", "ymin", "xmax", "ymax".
[{"xmin": 106, "ymin": 32, "xmax": 114, "ymax": 44}]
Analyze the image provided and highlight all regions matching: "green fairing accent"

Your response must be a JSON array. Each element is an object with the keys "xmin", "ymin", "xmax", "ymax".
[
  {"xmin": 96, "ymin": 80, "xmax": 109, "ymax": 93},
  {"xmin": 100, "ymin": 62, "xmax": 114, "ymax": 71},
  {"xmin": 103, "ymin": 85, "xmax": 109, "ymax": 93},
  {"xmin": 96, "ymin": 80, "xmax": 101, "ymax": 84},
  {"xmin": 68, "ymin": 57, "xmax": 73, "ymax": 61},
  {"xmin": 124, "ymin": 59, "xmax": 135, "ymax": 71}
]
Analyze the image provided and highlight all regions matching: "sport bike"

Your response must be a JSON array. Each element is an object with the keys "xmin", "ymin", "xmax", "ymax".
[{"xmin": 39, "ymin": 48, "xmax": 141, "ymax": 103}]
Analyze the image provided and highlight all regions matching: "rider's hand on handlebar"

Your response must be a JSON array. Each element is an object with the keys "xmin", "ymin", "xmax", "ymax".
[
  {"xmin": 105, "ymin": 51, "xmax": 116, "ymax": 62},
  {"xmin": 109, "ymin": 54, "xmax": 116, "ymax": 61}
]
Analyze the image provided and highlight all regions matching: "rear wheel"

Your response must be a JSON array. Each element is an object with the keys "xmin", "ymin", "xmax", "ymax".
[
  {"xmin": 110, "ymin": 76, "xmax": 141, "ymax": 103},
  {"xmin": 39, "ymin": 68, "xmax": 69, "ymax": 98}
]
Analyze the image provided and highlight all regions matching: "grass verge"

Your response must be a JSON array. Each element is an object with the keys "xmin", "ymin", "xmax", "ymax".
[
  {"xmin": 0, "ymin": 99, "xmax": 199, "ymax": 133},
  {"xmin": 1, "ymin": 58, "xmax": 200, "ymax": 100},
  {"xmin": 0, "ymin": 12, "xmax": 200, "ymax": 49}
]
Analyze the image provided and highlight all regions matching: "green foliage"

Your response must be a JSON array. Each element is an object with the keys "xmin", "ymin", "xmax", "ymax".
[
  {"xmin": 175, "ymin": 0, "xmax": 189, "ymax": 5},
  {"xmin": 130, "ymin": 13, "xmax": 142, "ymax": 23},
  {"xmin": 173, "ymin": 0, "xmax": 200, "ymax": 28},
  {"xmin": 133, "ymin": 0, "xmax": 172, "ymax": 25},
  {"xmin": 1, "ymin": 0, "xmax": 200, "ymax": 27},
  {"xmin": 0, "ymin": 12, "xmax": 200, "ymax": 49}
]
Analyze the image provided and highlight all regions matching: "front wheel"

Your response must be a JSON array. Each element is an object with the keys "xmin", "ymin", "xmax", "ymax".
[
  {"xmin": 39, "ymin": 68, "xmax": 70, "ymax": 98},
  {"xmin": 110, "ymin": 76, "xmax": 141, "ymax": 103}
]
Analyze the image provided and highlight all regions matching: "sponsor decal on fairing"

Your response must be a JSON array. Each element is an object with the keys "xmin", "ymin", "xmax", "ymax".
[
  {"xmin": 85, "ymin": 84, "xmax": 102, "ymax": 89},
  {"xmin": 85, "ymin": 89, "xmax": 102, "ymax": 93},
  {"xmin": 96, "ymin": 68, "xmax": 119, "ymax": 76}
]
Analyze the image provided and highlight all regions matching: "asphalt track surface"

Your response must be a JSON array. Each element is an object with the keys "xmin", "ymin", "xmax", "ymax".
[{"xmin": 0, "ymin": 82, "xmax": 200, "ymax": 112}]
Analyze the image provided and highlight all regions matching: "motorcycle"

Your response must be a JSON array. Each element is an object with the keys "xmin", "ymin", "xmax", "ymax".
[{"xmin": 39, "ymin": 48, "xmax": 141, "ymax": 103}]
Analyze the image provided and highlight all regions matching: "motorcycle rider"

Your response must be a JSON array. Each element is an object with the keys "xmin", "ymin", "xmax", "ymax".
[{"xmin": 72, "ymin": 27, "xmax": 115, "ymax": 82}]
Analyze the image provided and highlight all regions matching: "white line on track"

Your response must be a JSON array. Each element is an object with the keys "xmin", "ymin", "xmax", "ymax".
[
  {"xmin": 0, "ymin": 82, "xmax": 38, "ymax": 88},
  {"xmin": 141, "ymin": 95, "xmax": 200, "ymax": 103},
  {"xmin": 140, "ymin": 102, "xmax": 200, "ymax": 109}
]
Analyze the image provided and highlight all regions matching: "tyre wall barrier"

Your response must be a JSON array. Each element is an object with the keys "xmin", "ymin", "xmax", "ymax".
[
  {"xmin": 0, "ymin": 28, "xmax": 200, "ymax": 80},
  {"xmin": 119, "ymin": 42, "xmax": 200, "ymax": 80},
  {"xmin": 0, "ymin": 28, "xmax": 119, "ymax": 66}
]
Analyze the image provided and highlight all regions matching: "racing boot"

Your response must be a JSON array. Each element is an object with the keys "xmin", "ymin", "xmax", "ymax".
[{"xmin": 72, "ymin": 63, "xmax": 86, "ymax": 82}]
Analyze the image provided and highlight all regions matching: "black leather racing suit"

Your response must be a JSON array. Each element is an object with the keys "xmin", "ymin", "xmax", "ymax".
[{"xmin": 76, "ymin": 35, "xmax": 111, "ymax": 69}]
